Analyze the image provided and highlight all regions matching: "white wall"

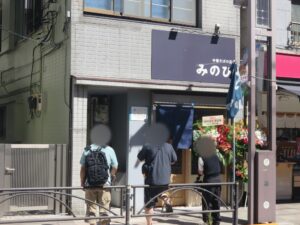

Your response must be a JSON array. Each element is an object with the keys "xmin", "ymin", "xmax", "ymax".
[
  {"xmin": 71, "ymin": 85, "xmax": 88, "ymax": 215},
  {"xmin": 127, "ymin": 90, "xmax": 151, "ymax": 211}
]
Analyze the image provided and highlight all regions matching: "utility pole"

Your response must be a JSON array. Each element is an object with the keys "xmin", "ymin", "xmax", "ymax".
[
  {"xmin": 247, "ymin": 0, "xmax": 256, "ymax": 223},
  {"xmin": 247, "ymin": 0, "xmax": 276, "ymax": 224}
]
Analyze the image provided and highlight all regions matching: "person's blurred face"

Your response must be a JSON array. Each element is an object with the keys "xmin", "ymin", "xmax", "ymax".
[
  {"xmin": 90, "ymin": 124, "xmax": 112, "ymax": 146},
  {"xmin": 144, "ymin": 123, "xmax": 169, "ymax": 146},
  {"xmin": 193, "ymin": 135, "xmax": 217, "ymax": 158}
]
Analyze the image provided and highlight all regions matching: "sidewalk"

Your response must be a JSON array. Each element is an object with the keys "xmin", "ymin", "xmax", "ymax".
[{"xmin": 1, "ymin": 203, "xmax": 300, "ymax": 225}]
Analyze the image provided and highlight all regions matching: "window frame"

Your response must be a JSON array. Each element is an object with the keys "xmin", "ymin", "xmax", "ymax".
[
  {"xmin": 256, "ymin": 0, "xmax": 271, "ymax": 28},
  {"xmin": 15, "ymin": 0, "xmax": 43, "ymax": 41},
  {"xmin": 292, "ymin": 0, "xmax": 300, "ymax": 23},
  {"xmin": 83, "ymin": 0, "xmax": 198, "ymax": 27},
  {"xmin": 83, "ymin": 0, "xmax": 121, "ymax": 16}
]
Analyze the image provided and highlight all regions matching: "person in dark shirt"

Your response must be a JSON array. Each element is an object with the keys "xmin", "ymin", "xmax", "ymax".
[{"xmin": 137, "ymin": 137, "xmax": 177, "ymax": 225}]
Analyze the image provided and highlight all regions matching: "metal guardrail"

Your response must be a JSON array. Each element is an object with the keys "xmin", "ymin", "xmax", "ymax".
[
  {"xmin": 0, "ymin": 186, "xmax": 127, "ymax": 224},
  {"xmin": 131, "ymin": 182, "xmax": 239, "ymax": 225},
  {"xmin": 0, "ymin": 182, "xmax": 239, "ymax": 225}
]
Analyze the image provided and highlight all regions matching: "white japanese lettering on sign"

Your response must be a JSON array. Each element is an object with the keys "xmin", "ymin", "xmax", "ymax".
[{"xmin": 196, "ymin": 59, "xmax": 233, "ymax": 78}]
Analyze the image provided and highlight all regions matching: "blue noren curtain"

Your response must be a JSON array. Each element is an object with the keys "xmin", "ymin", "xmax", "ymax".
[{"xmin": 156, "ymin": 106, "xmax": 194, "ymax": 149}]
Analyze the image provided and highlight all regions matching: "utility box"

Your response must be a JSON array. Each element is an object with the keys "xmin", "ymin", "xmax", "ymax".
[{"xmin": 254, "ymin": 150, "xmax": 276, "ymax": 223}]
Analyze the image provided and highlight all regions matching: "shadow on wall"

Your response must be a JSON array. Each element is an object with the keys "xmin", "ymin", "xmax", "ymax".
[
  {"xmin": 129, "ymin": 123, "xmax": 170, "ymax": 149},
  {"xmin": 129, "ymin": 123, "xmax": 148, "ymax": 149}
]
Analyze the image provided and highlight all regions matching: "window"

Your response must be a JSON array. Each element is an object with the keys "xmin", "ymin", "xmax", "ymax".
[
  {"xmin": 84, "ymin": 0, "xmax": 122, "ymax": 12},
  {"xmin": 0, "ymin": 107, "xmax": 6, "ymax": 139},
  {"xmin": 123, "ymin": 0, "xmax": 170, "ymax": 19},
  {"xmin": 84, "ymin": 0, "xmax": 197, "ymax": 26},
  {"xmin": 15, "ymin": 0, "xmax": 43, "ymax": 39},
  {"xmin": 291, "ymin": 0, "xmax": 300, "ymax": 46},
  {"xmin": 292, "ymin": 0, "xmax": 300, "ymax": 23},
  {"xmin": 256, "ymin": 0, "xmax": 270, "ymax": 27},
  {"xmin": 172, "ymin": 0, "xmax": 195, "ymax": 25}
]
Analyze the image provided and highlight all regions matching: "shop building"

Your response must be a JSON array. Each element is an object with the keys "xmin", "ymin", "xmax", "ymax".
[
  {"xmin": 70, "ymin": 0, "xmax": 240, "ymax": 212},
  {"xmin": 274, "ymin": 53, "xmax": 300, "ymax": 201},
  {"xmin": 275, "ymin": 0, "xmax": 300, "ymax": 202},
  {"xmin": 0, "ymin": 0, "xmax": 241, "ymax": 213},
  {"xmin": 252, "ymin": 0, "xmax": 300, "ymax": 202}
]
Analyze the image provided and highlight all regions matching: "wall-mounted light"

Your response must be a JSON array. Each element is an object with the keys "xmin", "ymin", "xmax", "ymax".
[{"xmin": 214, "ymin": 24, "xmax": 221, "ymax": 36}]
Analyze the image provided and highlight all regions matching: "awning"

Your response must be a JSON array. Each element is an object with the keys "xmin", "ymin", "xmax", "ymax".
[
  {"xmin": 276, "ymin": 53, "xmax": 300, "ymax": 79},
  {"xmin": 278, "ymin": 84, "xmax": 300, "ymax": 96},
  {"xmin": 74, "ymin": 76, "xmax": 229, "ymax": 93}
]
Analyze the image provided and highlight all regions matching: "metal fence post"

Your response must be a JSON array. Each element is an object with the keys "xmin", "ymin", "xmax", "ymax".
[
  {"xmin": 0, "ymin": 144, "xmax": 11, "ymax": 216},
  {"xmin": 125, "ymin": 185, "xmax": 131, "ymax": 225},
  {"xmin": 233, "ymin": 182, "xmax": 239, "ymax": 225},
  {"xmin": 0, "ymin": 144, "xmax": 5, "ymax": 216}
]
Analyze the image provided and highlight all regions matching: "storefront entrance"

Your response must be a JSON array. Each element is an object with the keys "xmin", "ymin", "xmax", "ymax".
[
  {"xmin": 153, "ymin": 101, "xmax": 227, "ymax": 206},
  {"xmin": 87, "ymin": 92, "xmax": 128, "ymax": 199},
  {"xmin": 85, "ymin": 90, "xmax": 229, "ymax": 206}
]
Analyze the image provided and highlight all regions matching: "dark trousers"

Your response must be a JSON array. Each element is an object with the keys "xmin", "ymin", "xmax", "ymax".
[{"xmin": 202, "ymin": 185, "xmax": 221, "ymax": 225}]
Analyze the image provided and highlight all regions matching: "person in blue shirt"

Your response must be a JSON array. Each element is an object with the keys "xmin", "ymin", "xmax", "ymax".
[{"xmin": 80, "ymin": 144, "xmax": 118, "ymax": 225}]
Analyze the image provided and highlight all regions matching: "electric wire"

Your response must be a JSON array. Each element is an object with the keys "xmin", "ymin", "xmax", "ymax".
[
  {"xmin": 29, "ymin": 2, "xmax": 60, "ymax": 118},
  {"xmin": 6, "ymin": 0, "xmax": 60, "ymax": 119},
  {"xmin": 250, "ymin": 75, "xmax": 300, "ymax": 85},
  {"xmin": 0, "ymin": 26, "xmax": 53, "ymax": 46}
]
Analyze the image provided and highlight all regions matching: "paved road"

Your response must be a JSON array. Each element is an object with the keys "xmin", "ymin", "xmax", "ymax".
[{"xmin": 1, "ymin": 203, "xmax": 300, "ymax": 225}]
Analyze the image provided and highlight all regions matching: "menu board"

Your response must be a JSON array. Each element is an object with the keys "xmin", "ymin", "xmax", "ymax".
[{"xmin": 277, "ymin": 141, "xmax": 300, "ymax": 162}]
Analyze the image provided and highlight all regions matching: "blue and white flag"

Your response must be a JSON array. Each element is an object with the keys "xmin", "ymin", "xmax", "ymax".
[{"xmin": 226, "ymin": 63, "xmax": 243, "ymax": 119}]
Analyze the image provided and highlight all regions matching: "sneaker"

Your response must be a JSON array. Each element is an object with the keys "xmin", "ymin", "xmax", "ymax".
[
  {"xmin": 212, "ymin": 222, "xmax": 220, "ymax": 225},
  {"xmin": 165, "ymin": 203, "xmax": 173, "ymax": 213},
  {"xmin": 97, "ymin": 219, "xmax": 111, "ymax": 225}
]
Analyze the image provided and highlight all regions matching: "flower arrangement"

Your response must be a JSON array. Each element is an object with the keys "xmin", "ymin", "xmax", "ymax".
[{"xmin": 193, "ymin": 120, "xmax": 267, "ymax": 183}]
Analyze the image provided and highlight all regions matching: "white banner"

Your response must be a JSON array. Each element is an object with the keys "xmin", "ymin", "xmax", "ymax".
[{"xmin": 202, "ymin": 115, "xmax": 224, "ymax": 127}]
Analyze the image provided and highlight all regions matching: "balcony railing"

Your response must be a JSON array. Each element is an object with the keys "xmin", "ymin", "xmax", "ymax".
[{"xmin": 288, "ymin": 21, "xmax": 300, "ymax": 48}]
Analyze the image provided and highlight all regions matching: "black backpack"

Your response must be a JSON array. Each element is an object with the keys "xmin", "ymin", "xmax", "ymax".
[{"xmin": 85, "ymin": 146, "xmax": 109, "ymax": 186}]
